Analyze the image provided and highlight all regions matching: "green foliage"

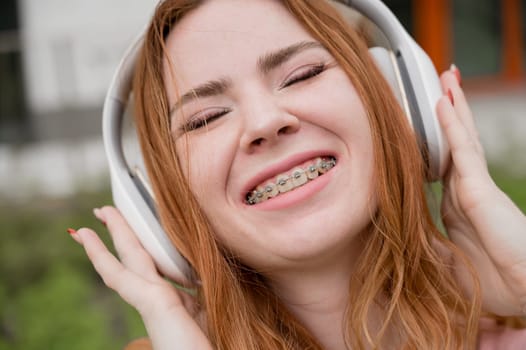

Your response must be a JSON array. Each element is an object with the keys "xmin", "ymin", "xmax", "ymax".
[
  {"xmin": 490, "ymin": 168, "xmax": 526, "ymax": 213},
  {"xmin": 0, "ymin": 168, "xmax": 524, "ymax": 350},
  {"xmin": 0, "ymin": 190, "xmax": 146, "ymax": 350}
]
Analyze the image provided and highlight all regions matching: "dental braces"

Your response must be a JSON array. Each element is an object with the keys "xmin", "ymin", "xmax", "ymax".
[{"xmin": 246, "ymin": 157, "xmax": 336, "ymax": 205}]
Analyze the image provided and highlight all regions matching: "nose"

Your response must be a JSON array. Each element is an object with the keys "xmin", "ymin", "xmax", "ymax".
[{"xmin": 239, "ymin": 98, "xmax": 300, "ymax": 153}]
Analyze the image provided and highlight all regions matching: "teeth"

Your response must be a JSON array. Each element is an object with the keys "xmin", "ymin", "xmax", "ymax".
[
  {"xmin": 306, "ymin": 163, "xmax": 319, "ymax": 180},
  {"xmin": 264, "ymin": 182, "xmax": 279, "ymax": 198},
  {"xmin": 318, "ymin": 158, "xmax": 329, "ymax": 174},
  {"xmin": 246, "ymin": 156, "xmax": 336, "ymax": 205},
  {"xmin": 255, "ymin": 186, "xmax": 268, "ymax": 203},
  {"xmin": 291, "ymin": 168, "xmax": 308, "ymax": 187},
  {"xmin": 277, "ymin": 174, "xmax": 293, "ymax": 193}
]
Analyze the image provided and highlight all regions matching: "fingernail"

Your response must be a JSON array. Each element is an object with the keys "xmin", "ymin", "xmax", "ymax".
[
  {"xmin": 450, "ymin": 64, "xmax": 462, "ymax": 86},
  {"xmin": 93, "ymin": 208, "xmax": 106, "ymax": 226},
  {"xmin": 447, "ymin": 89, "xmax": 454, "ymax": 106},
  {"xmin": 67, "ymin": 228, "xmax": 77, "ymax": 235}
]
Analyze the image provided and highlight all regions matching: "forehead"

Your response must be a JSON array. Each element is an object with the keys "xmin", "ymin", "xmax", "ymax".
[{"xmin": 163, "ymin": 0, "xmax": 316, "ymax": 88}]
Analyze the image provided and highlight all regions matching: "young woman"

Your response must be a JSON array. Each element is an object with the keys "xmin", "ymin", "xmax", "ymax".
[{"xmin": 69, "ymin": 0, "xmax": 526, "ymax": 348}]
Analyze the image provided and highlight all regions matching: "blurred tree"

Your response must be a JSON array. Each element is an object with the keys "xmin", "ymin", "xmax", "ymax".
[
  {"xmin": 0, "ymin": 190, "xmax": 146, "ymax": 350},
  {"xmin": 0, "ymin": 168, "xmax": 524, "ymax": 349}
]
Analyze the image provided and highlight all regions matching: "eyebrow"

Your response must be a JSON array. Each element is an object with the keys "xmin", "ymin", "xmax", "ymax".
[
  {"xmin": 257, "ymin": 40, "xmax": 324, "ymax": 74},
  {"xmin": 169, "ymin": 40, "xmax": 325, "ymax": 115}
]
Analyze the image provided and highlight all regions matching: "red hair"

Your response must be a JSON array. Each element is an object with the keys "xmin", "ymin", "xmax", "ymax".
[{"xmin": 131, "ymin": 1, "xmax": 522, "ymax": 348}]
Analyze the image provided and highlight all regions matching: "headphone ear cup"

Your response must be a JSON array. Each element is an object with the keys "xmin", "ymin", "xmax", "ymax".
[
  {"xmin": 110, "ymin": 165, "xmax": 193, "ymax": 284},
  {"xmin": 406, "ymin": 41, "xmax": 450, "ymax": 179},
  {"xmin": 369, "ymin": 47, "xmax": 410, "ymax": 125},
  {"xmin": 369, "ymin": 46, "xmax": 450, "ymax": 180},
  {"xmin": 108, "ymin": 115, "xmax": 193, "ymax": 284}
]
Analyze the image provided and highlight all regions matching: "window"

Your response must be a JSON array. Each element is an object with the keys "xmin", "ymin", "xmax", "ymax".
[
  {"xmin": 0, "ymin": 0, "xmax": 28, "ymax": 143},
  {"xmin": 453, "ymin": 0, "xmax": 502, "ymax": 77},
  {"xmin": 523, "ymin": 0, "xmax": 526, "ymax": 71},
  {"xmin": 383, "ymin": 0, "xmax": 413, "ymax": 34},
  {"xmin": 0, "ymin": 1, "xmax": 18, "ymax": 31}
]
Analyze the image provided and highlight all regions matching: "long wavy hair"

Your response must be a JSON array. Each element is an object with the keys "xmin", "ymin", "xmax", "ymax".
[{"xmin": 130, "ymin": 0, "xmax": 510, "ymax": 348}]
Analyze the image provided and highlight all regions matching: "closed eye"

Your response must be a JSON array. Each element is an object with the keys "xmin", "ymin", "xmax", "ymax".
[
  {"xmin": 182, "ymin": 107, "xmax": 230, "ymax": 132},
  {"xmin": 280, "ymin": 63, "xmax": 326, "ymax": 89}
]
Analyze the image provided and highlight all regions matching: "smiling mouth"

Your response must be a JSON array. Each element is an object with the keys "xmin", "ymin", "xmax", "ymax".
[{"xmin": 245, "ymin": 156, "xmax": 337, "ymax": 205}]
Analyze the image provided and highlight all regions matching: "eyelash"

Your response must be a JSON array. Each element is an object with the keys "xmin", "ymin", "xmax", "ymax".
[
  {"xmin": 181, "ymin": 63, "xmax": 327, "ymax": 132},
  {"xmin": 281, "ymin": 63, "xmax": 326, "ymax": 89},
  {"xmin": 182, "ymin": 107, "xmax": 230, "ymax": 131}
]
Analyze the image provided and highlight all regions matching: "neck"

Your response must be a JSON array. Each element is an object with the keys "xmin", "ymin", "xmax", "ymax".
[
  {"xmin": 265, "ymin": 237, "xmax": 401, "ymax": 350},
  {"xmin": 267, "ymin": 239, "xmax": 359, "ymax": 350}
]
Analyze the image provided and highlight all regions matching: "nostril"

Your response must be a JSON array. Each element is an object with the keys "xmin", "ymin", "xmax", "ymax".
[
  {"xmin": 278, "ymin": 126, "xmax": 290, "ymax": 135},
  {"xmin": 252, "ymin": 137, "xmax": 264, "ymax": 146}
]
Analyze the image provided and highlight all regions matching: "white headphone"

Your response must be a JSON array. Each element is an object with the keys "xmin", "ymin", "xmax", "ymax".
[{"xmin": 102, "ymin": 0, "xmax": 449, "ymax": 285}]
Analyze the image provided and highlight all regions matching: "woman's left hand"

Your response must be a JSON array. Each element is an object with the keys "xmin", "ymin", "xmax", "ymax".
[{"xmin": 437, "ymin": 65, "xmax": 526, "ymax": 316}]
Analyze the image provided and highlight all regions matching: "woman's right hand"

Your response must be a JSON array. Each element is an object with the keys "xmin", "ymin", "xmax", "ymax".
[{"xmin": 70, "ymin": 206, "xmax": 212, "ymax": 350}]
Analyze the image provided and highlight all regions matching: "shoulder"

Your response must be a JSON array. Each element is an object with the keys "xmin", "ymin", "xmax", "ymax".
[{"xmin": 478, "ymin": 320, "xmax": 526, "ymax": 349}]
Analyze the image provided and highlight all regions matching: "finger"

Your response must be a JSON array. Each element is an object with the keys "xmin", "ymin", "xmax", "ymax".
[
  {"xmin": 449, "ymin": 87, "xmax": 484, "ymax": 156},
  {"xmin": 75, "ymin": 227, "xmax": 160, "ymax": 310},
  {"xmin": 439, "ymin": 69, "xmax": 484, "ymax": 155},
  {"xmin": 94, "ymin": 206, "xmax": 160, "ymax": 279},
  {"xmin": 436, "ymin": 95, "xmax": 487, "ymax": 179}
]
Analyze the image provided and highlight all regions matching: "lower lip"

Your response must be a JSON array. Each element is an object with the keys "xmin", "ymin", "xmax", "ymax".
[{"xmin": 248, "ymin": 167, "xmax": 335, "ymax": 211}]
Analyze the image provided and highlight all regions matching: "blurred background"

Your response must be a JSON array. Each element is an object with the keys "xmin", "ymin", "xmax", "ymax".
[{"xmin": 0, "ymin": 0, "xmax": 525, "ymax": 349}]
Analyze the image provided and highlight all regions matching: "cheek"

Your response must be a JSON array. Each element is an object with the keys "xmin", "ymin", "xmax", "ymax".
[
  {"xmin": 175, "ymin": 135, "xmax": 231, "ymax": 206},
  {"xmin": 296, "ymin": 72, "xmax": 367, "ymax": 133}
]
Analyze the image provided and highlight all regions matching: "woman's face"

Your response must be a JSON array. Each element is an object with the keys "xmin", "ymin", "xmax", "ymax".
[{"xmin": 163, "ymin": 0, "xmax": 376, "ymax": 272}]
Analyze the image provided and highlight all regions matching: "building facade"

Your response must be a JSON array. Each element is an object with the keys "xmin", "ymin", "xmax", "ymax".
[
  {"xmin": 405, "ymin": 0, "xmax": 525, "ymax": 85},
  {"xmin": 0, "ymin": 0, "xmax": 157, "ymax": 143},
  {"xmin": 0, "ymin": 0, "xmax": 524, "ymax": 144},
  {"xmin": 0, "ymin": 0, "xmax": 524, "ymax": 199}
]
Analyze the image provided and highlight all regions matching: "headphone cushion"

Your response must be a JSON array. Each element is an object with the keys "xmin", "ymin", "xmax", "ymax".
[{"xmin": 368, "ymin": 47, "xmax": 405, "ymax": 110}]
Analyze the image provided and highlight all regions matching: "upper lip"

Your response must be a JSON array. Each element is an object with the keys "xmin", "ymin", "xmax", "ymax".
[{"xmin": 241, "ymin": 150, "xmax": 337, "ymax": 201}]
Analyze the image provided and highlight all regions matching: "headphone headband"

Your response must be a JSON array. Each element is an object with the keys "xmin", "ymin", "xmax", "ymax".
[
  {"xmin": 339, "ymin": 0, "xmax": 449, "ymax": 178},
  {"xmin": 102, "ymin": 0, "xmax": 448, "ymax": 283}
]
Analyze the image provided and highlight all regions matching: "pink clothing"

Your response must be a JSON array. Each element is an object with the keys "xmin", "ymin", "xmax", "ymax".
[{"xmin": 478, "ymin": 326, "xmax": 526, "ymax": 349}]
